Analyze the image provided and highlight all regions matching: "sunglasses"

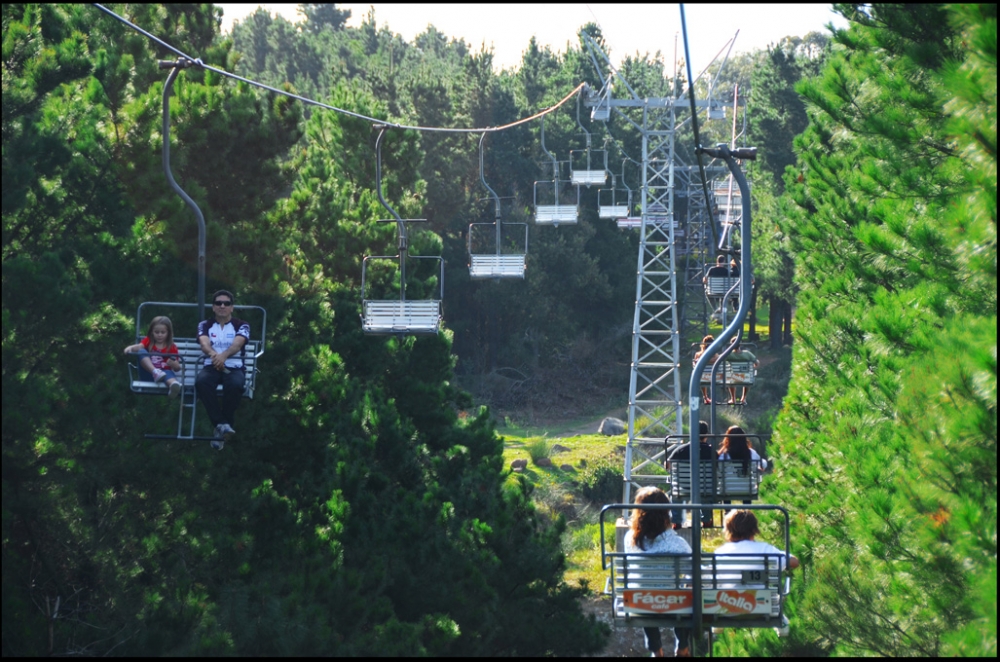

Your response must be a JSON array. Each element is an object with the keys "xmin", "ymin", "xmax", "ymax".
[{"xmin": 213, "ymin": 300, "xmax": 233, "ymax": 306}]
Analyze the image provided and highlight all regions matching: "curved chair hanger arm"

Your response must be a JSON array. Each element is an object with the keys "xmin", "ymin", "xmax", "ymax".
[
  {"xmin": 479, "ymin": 132, "xmax": 501, "ymax": 223},
  {"xmin": 374, "ymin": 125, "xmax": 407, "ymax": 250},
  {"xmin": 160, "ymin": 59, "xmax": 206, "ymax": 316},
  {"xmin": 575, "ymin": 93, "xmax": 593, "ymax": 166}
]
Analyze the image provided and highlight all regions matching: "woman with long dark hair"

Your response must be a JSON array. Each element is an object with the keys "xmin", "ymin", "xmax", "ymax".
[
  {"xmin": 717, "ymin": 425, "xmax": 767, "ymax": 505},
  {"xmin": 624, "ymin": 487, "xmax": 693, "ymax": 657}
]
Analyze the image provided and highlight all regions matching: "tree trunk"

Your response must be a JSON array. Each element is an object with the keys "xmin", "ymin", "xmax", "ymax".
[
  {"xmin": 782, "ymin": 301, "xmax": 794, "ymax": 345},
  {"xmin": 768, "ymin": 296, "xmax": 783, "ymax": 350},
  {"xmin": 748, "ymin": 282, "xmax": 759, "ymax": 342}
]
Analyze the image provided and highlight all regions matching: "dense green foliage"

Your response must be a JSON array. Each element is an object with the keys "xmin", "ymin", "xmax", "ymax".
[
  {"xmin": 756, "ymin": 3, "xmax": 996, "ymax": 656},
  {"xmin": 2, "ymin": 4, "xmax": 607, "ymax": 655}
]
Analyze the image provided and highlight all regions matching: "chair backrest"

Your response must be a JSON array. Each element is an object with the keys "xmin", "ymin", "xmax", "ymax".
[
  {"xmin": 724, "ymin": 361, "xmax": 756, "ymax": 386},
  {"xmin": 129, "ymin": 338, "xmax": 261, "ymax": 398},
  {"xmin": 611, "ymin": 553, "xmax": 786, "ymax": 618},
  {"xmin": 716, "ymin": 460, "xmax": 761, "ymax": 499},
  {"xmin": 667, "ymin": 460, "xmax": 717, "ymax": 499},
  {"xmin": 705, "ymin": 276, "xmax": 740, "ymax": 297}
]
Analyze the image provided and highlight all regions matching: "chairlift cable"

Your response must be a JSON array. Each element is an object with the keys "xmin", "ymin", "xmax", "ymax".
[
  {"xmin": 92, "ymin": 4, "xmax": 585, "ymax": 135},
  {"xmin": 680, "ymin": 4, "xmax": 722, "ymax": 252}
]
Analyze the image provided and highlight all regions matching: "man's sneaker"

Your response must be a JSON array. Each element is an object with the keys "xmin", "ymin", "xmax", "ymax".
[
  {"xmin": 211, "ymin": 425, "xmax": 225, "ymax": 450},
  {"xmin": 220, "ymin": 423, "xmax": 236, "ymax": 442},
  {"xmin": 152, "ymin": 368, "xmax": 166, "ymax": 383},
  {"xmin": 168, "ymin": 381, "xmax": 181, "ymax": 398}
]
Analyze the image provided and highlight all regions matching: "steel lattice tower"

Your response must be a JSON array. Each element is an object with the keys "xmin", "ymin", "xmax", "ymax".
[{"xmin": 582, "ymin": 35, "xmax": 730, "ymax": 503}]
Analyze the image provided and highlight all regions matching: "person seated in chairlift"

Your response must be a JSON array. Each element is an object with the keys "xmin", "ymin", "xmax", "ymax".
[
  {"xmin": 724, "ymin": 338, "xmax": 758, "ymax": 405},
  {"xmin": 715, "ymin": 509, "xmax": 799, "ymax": 571},
  {"xmin": 196, "ymin": 289, "xmax": 250, "ymax": 450},
  {"xmin": 693, "ymin": 334, "xmax": 717, "ymax": 404},
  {"xmin": 717, "ymin": 425, "xmax": 767, "ymax": 509},
  {"xmin": 704, "ymin": 256, "xmax": 730, "ymax": 317},
  {"xmin": 624, "ymin": 486, "xmax": 694, "ymax": 658},
  {"xmin": 124, "ymin": 315, "xmax": 182, "ymax": 398},
  {"xmin": 705, "ymin": 255, "xmax": 729, "ymax": 282},
  {"xmin": 666, "ymin": 420, "xmax": 716, "ymax": 528}
]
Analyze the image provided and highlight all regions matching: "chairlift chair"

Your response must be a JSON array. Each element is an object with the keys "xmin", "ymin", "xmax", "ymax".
[
  {"xmin": 600, "ymin": 503, "xmax": 792, "ymax": 635},
  {"xmin": 361, "ymin": 126, "xmax": 444, "ymax": 335},
  {"xmin": 468, "ymin": 132, "xmax": 527, "ymax": 279},
  {"xmin": 133, "ymin": 60, "xmax": 268, "ymax": 442},
  {"xmin": 129, "ymin": 301, "xmax": 266, "ymax": 440},
  {"xmin": 533, "ymin": 114, "xmax": 579, "ymax": 227},
  {"xmin": 598, "ymin": 175, "xmax": 632, "ymax": 220},
  {"xmin": 599, "ymin": 156, "xmax": 632, "ymax": 220},
  {"xmin": 569, "ymin": 93, "xmax": 607, "ymax": 187},
  {"xmin": 589, "ymin": 75, "xmax": 612, "ymax": 121}
]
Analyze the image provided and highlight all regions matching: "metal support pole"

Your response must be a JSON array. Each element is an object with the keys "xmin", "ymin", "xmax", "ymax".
[{"xmin": 687, "ymin": 142, "xmax": 756, "ymax": 640}]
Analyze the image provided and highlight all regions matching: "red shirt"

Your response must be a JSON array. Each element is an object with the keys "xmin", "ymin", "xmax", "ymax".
[{"xmin": 141, "ymin": 337, "xmax": 179, "ymax": 370}]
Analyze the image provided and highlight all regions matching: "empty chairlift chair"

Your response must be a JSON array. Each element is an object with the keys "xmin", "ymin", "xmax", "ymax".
[
  {"xmin": 599, "ymin": 157, "xmax": 634, "ymax": 220},
  {"xmin": 534, "ymin": 114, "xmax": 579, "ymax": 227},
  {"xmin": 569, "ymin": 95, "xmax": 607, "ymax": 187},
  {"xmin": 361, "ymin": 126, "xmax": 444, "ymax": 335},
  {"xmin": 468, "ymin": 132, "xmax": 527, "ymax": 279}
]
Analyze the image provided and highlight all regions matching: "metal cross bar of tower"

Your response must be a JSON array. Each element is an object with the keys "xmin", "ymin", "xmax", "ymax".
[{"xmin": 581, "ymin": 33, "xmax": 730, "ymax": 503}]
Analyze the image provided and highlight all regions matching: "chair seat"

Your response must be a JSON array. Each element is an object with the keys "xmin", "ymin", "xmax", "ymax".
[
  {"xmin": 469, "ymin": 254, "xmax": 526, "ymax": 279},
  {"xmin": 535, "ymin": 205, "xmax": 578, "ymax": 225},
  {"xmin": 599, "ymin": 205, "xmax": 631, "ymax": 219},
  {"xmin": 362, "ymin": 300, "xmax": 441, "ymax": 334},
  {"xmin": 571, "ymin": 170, "xmax": 607, "ymax": 186},
  {"xmin": 129, "ymin": 338, "xmax": 260, "ymax": 398}
]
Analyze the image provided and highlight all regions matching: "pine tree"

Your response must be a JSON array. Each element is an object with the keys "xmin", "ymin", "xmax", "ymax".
[{"xmin": 759, "ymin": 3, "xmax": 996, "ymax": 656}]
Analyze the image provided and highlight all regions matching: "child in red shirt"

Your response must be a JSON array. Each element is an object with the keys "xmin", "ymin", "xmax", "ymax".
[{"xmin": 124, "ymin": 316, "xmax": 182, "ymax": 397}]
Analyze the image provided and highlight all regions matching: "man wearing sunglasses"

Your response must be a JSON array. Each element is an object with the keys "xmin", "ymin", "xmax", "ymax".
[{"xmin": 196, "ymin": 289, "xmax": 250, "ymax": 449}]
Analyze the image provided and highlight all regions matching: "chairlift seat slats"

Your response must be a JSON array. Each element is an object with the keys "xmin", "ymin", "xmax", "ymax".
[
  {"xmin": 469, "ymin": 254, "xmax": 526, "ymax": 279},
  {"xmin": 129, "ymin": 339, "xmax": 261, "ymax": 399},
  {"xmin": 695, "ymin": 363, "xmax": 756, "ymax": 386},
  {"xmin": 667, "ymin": 459, "xmax": 762, "ymax": 500},
  {"xmin": 600, "ymin": 204, "xmax": 631, "ymax": 220},
  {"xmin": 608, "ymin": 553, "xmax": 787, "ymax": 627},
  {"xmin": 362, "ymin": 300, "xmax": 441, "ymax": 335},
  {"xmin": 571, "ymin": 170, "xmax": 608, "ymax": 187},
  {"xmin": 535, "ymin": 205, "xmax": 579, "ymax": 225},
  {"xmin": 705, "ymin": 276, "xmax": 741, "ymax": 297}
]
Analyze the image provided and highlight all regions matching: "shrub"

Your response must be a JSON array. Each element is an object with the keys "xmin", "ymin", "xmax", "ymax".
[
  {"xmin": 579, "ymin": 457, "xmax": 623, "ymax": 505},
  {"xmin": 526, "ymin": 438, "xmax": 552, "ymax": 464}
]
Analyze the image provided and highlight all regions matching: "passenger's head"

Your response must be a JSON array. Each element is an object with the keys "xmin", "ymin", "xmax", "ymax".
[
  {"xmin": 719, "ymin": 425, "xmax": 748, "ymax": 454},
  {"xmin": 723, "ymin": 509, "xmax": 760, "ymax": 542},
  {"xmin": 717, "ymin": 255, "xmax": 726, "ymax": 265},
  {"xmin": 147, "ymin": 316, "xmax": 174, "ymax": 347},
  {"xmin": 701, "ymin": 334, "xmax": 714, "ymax": 348},
  {"xmin": 211, "ymin": 289, "xmax": 235, "ymax": 318},
  {"xmin": 630, "ymin": 486, "xmax": 672, "ymax": 550},
  {"xmin": 699, "ymin": 420, "xmax": 709, "ymax": 441}
]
